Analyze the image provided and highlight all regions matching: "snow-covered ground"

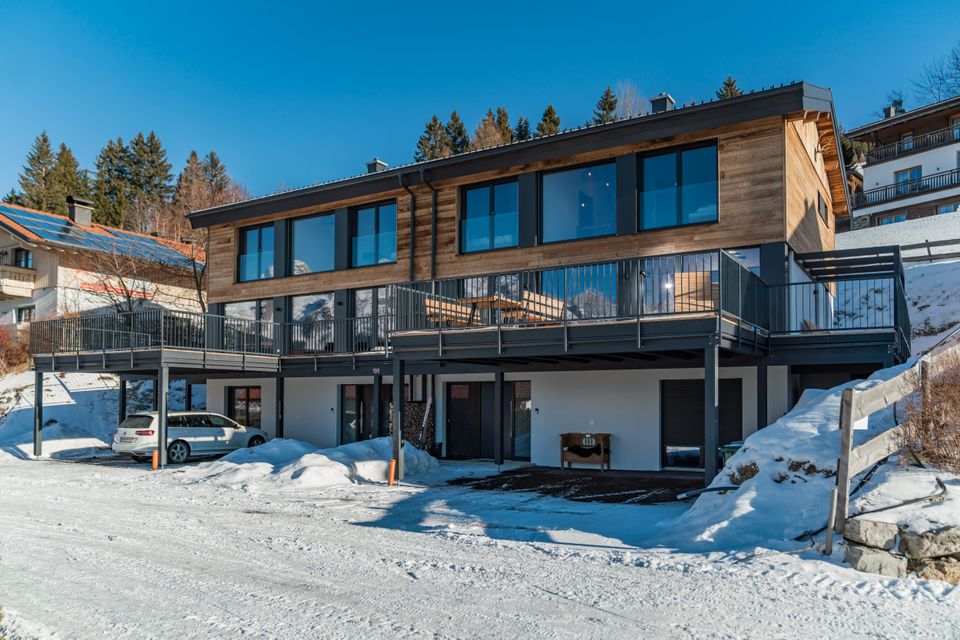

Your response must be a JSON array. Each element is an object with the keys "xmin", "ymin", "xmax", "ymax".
[{"xmin": 1, "ymin": 453, "xmax": 958, "ymax": 639}]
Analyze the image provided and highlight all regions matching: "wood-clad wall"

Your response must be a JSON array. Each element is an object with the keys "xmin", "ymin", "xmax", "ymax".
[
  {"xmin": 207, "ymin": 114, "xmax": 836, "ymax": 304},
  {"xmin": 784, "ymin": 116, "xmax": 836, "ymax": 255}
]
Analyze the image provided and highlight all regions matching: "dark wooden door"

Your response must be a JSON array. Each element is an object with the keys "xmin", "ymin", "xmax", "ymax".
[
  {"xmin": 446, "ymin": 382, "xmax": 483, "ymax": 458},
  {"xmin": 660, "ymin": 379, "xmax": 743, "ymax": 468}
]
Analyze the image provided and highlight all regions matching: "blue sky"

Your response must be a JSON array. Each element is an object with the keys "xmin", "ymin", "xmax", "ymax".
[{"xmin": 2, "ymin": 0, "xmax": 959, "ymax": 199}]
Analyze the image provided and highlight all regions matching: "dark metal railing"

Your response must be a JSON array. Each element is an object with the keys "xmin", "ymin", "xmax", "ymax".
[
  {"xmin": 866, "ymin": 124, "xmax": 960, "ymax": 164},
  {"xmin": 29, "ymin": 308, "xmax": 280, "ymax": 357},
  {"xmin": 28, "ymin": 249, "xmax": 912, "ymax": 360},
  {"xmin": 853, "ymin": 168, "xmax": 960, "ymax": 209}
]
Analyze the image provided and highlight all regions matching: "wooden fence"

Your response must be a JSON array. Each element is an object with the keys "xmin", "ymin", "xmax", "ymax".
[
  {"xmin": 827, "ymin": 336, "xmax": 960, "ymax": 547},
  {"xmin": 900, "ymin": 237, "xmax": 960, "ymax": 263}
]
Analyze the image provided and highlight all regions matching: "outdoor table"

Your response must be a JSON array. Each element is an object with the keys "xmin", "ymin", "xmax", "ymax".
[{"xmin": 457, "ymin": 294, "xmax": 523, "ymax": 325}]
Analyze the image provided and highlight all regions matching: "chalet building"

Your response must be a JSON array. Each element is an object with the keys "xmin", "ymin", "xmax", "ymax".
[
  {"xmin": 27, "ymin": 82, "xmax": 912, "ymax": 483},
  {"xmin": 0, "ymin": 197, "xmax": 202, "ymax": 325},
  {"xmin": 844, "ymin": 94, "xmax": 960, "ymax": 230}
]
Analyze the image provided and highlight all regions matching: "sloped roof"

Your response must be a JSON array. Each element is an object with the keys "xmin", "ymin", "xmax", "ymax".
[{"xmin": 0, "ymin": 202, "xmax": 200, "ymax": 269}]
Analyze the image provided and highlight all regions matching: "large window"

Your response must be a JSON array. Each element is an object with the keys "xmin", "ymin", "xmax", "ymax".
[
  {"xmin": 13, "ymin": 249, "xmax": 32, "ymax": 269},
  {"xmin": 641, "ymin": 143, "xmax": 718, "ymax": 230},
  {"xmin": 237, "ymin": 223, "xmax": 274, "ymax": 282},
  {"xmin": 291, "ymin": 292, "xmax": 335, "ymax": 323},
  {"xmin": 460, "ymin": 180, "xmax": 518, "ymax": 253},
  {"xmin": 228, "ymin": 386, "xmax": 262, "ymax": 428},
  {"xmin": 541, "ymin": 162, "xmax": 616, "ymax": 243},
  {"xmin": 224, "ymin": 299, "xmax": 273, "ymax": 324},
  {"xmin": 894, "ymin": 166, "xmax": 921, "ymax": 196},
  {"xmin": 351, "ymin": 202, "xmax": 397, "ymax": 267},
  {"xmin": 223, "ymin": 299, "xmax": 273, "ymax": 351},
  {"xmin": 290, "ymin": 213, "xmax": 335, "ymax": 275}
]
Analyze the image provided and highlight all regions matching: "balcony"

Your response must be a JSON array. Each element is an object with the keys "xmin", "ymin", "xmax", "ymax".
[
  {"xmin": 27, "ymin": 248, "xmax": 911, "ymax": 370},
  {"xmin": 0, "ymin": 265, "xmax": 36, "ymax": 300},
  {"xmin": 853, "ymin": 168, "xmax": 960, "ymax": 209},
  {"xmin": 866, "ymin": 124, "xmax": 960, "ymax": 164}
]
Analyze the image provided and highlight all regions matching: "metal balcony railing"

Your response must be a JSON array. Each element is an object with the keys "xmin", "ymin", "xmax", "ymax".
[
  {"xmin": 28, "ymin": 250, "xmax": 911, "ymax": 361},
  {"xmin": 854, "ymin": 168, "xmax": 960, "ymax": 209},
  {"xmin": 866, "ymin": 124, "xmax": 960, "ymax": 164}
]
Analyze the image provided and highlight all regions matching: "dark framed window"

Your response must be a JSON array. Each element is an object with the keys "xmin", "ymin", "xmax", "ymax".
[
  {"xmin": 351, "ymin": 201, "xmax": 397, "ymax": 267},
  {"xmin": 237, "ymin": 223, "xmax": 274, "ymax": 282},
  {"xmin": 541, "ymin": 162, "xmax": 616, "ymax": 243},
  {"xmin": 16, "ymin": 306, "xmax": 34, "ymax": 323},
  {"xmin": 14, "ymin": 248, "xmax": 32, "ymax": 269},
  {"xmin": 290, "ymin": 212, "xmax": 335, "ymax": 275},
  {"xmin": 227, "ymin": 386, "xmax": 262, "ymax": 428},
  {"xmin": 460, "ymin": 180, "xmax": 519, "ymax": 253},
  {"xmin": 817, "ymin": 191, "xmax": 829, "ymax": 225},
  {"xmin": 640, "ymin": 142, "xmax": 718, "ymax": 230},
  {"xmin": 223, "ymin": 299, "xmax": 274, "ymax": 351}
]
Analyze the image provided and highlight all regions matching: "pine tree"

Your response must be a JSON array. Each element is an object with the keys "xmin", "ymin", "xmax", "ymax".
[
  {"xmin": 91, "ymin": 137, "xmax": 133, "ymax": 228},
  {"xmin": 535, "ymin": 105, "xmax": 561, "ymax": 137},
  {"xmin": 201, "ymin": 151, "xmax": 229, "ymax": 195},
  {"xmin": 3, "ymin": 189, "xmax": 23, "ymax": 205},
  {"xmin": 129, "ymin": 131, "xmax": 173, "ymax": 203},
  {"xmin": 175, "ymin": 151, "xmax": 207, "ymax": 204},
  {"xmin": 414, "ymin": 115, "xmax": 452, "ymax": 161},
  {"xmin": 470, "ymin": 110, "xmax": 503, "ymax": 151},
  {"xmin": 445, "ymin": 111, "xmax": 470, "ymax": 154},
  {"xmin": 514, "ymin": 116, "xmax": 531, "ymax": 142},
  {"xmin": 48, "ymin": 144, "xmax": 90, "ymax": 214},
  {"xmin": 592, "ymin": 86, "xmax": 618, "ymax": 125},
  {"xmin": 17, "ymin": 132, "xmax": 57, "ymax": 212},
  {"xmin": 716, "ymin": 76, "xmax": 743, "ymax": 99},
  {"xmin": 495, "ymin": 106, "xmax": 513, "ymax": 144}
]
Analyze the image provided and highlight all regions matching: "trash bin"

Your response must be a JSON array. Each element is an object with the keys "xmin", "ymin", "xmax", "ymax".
[{"xmin": 718, "ymin": 441, "xmax": 744, "ymax": 466}]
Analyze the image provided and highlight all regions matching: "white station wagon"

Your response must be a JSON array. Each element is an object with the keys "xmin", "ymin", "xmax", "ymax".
[{"xmin": 112, "ymin": 411, "xmax": 268, "ymax": 464}]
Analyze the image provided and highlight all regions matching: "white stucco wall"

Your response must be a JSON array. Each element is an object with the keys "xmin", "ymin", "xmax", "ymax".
[
  {"xmin": 856, "ymin": 143, "xmax": 960, "ymax": 219},
  {"xmin": 767, "ymin": 365, "xmax": 790, "ymax": 425},
  {"xmin": 282, "ymin": 375, "xmax": 389, "ymax": 448}
]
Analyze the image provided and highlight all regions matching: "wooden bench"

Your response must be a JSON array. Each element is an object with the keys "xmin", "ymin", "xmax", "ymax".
[
  {"xmin": 425, "ymin": 296, "xmax": 477, "ymax": 327},
  {"xmin": 560, "ymin": 432, "xmax": 611, "ymax": 471},
  {"xmin": 502, "ymin": 291, "xmax": 565, "ymax": 323}
]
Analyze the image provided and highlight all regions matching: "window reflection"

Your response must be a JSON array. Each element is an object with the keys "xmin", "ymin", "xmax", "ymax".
[{"xmin": 542, "ymin": 163, "xmax": 616, "ymax": 243}]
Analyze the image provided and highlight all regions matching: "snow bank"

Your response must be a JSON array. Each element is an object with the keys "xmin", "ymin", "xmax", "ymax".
[
  {"xmin": 185, "ymin": 436, "xmax": 440, "ymax": 491},
  {"xmin": 659, "ymin": 361, "xmax": 916, "ymax": 552}
]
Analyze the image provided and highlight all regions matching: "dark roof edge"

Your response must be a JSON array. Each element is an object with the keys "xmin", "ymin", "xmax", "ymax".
[
  {"xmin": 189, "ymin": 82, "xmax": 834, "ymax": 229},
  {"xmin": 846, "ymin": 94, "xmax": 960, "ymax": 139}
]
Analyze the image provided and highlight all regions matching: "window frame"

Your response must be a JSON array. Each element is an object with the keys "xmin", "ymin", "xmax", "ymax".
[
  {"xmin": 288, "ymin": 211, "xmax": 336, "ymax": 276},
  {"xmin": 458, "ymin": 178, "xmax": 520, "ymax": 255},
  {"xmin": 349, "ymin": 199, "xmax": 398, "ymax": 268},
  {"xmin": 817, "ymin": 191, "xmax": 830, "ymax": 226},
  {"xmin": 227, "ymin": 386, "xmax": 262, "ymax": 428},
  {"xmin": 13, "ymin": 248, "xmax": 32, "ymax": 269},
  {"xmin": 236, "ymin": 223, "xmax": 275, "ymax": 283},
  {"xmin": 16, "ymin": 306, "xmax": 34, "ymax": 323},
  {"xmin": 878, "ymin": 212, "xmax": 907, "ymax": 225},
  {"xmin": 538, "ymin": 159, "xmax": 619, "ymax": 246},
  {"xmin": 639, "ymin": 140, "xmax": 720, "ymax": 232}
]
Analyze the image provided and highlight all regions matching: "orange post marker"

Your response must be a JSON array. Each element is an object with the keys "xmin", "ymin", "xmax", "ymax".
[
  {"xmin": 387, "ymin": 459, "xmax": 397, "ymax": 486},
  {"xmin": 152, "ymin": 449, "xmax": 159, "ymax": 471}
]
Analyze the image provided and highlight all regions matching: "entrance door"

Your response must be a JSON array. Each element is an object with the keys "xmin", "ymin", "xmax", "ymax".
[
  {"xmin": 660, "ymin": 379, "xmax": 742, "ymax": 469},
  {"xmin": 445, "ymin": 382, "xmax": 484, "ymax": 458},
  {"xmin": 340, "ymin": 384, "xmax": 392, "ymax": 445}
]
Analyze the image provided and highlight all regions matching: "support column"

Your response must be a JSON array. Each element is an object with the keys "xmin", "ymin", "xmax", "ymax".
[
  {"xmin": 151, "ymin": 377, "xmax": 159, "ymax": 411},
  {"xmin": 157, "ymin": 366, "xmax": 169, "ymax": 467},
  {"xmin": 494, "ymin": 370, "xmax": 504, "ymax": 466},
  {"xmin": 275, "ymin": 376, "xmax": 285, "ymax": 439},
  {"xmin": 33, "ymin": 370, "xmax": 43, "ymax": 458},
  {"xmin": 704, "ymin": 339, "xmax": 719, "ymax": 483},
  {"xmin": 392, "ymin": 357, "xmax": 405, "ymax": 480},
  {"xmin": 184, "ymin": 381, "xmax": 193, "ymax": 412},
  {"xmin": 372, "ymin": 372, "xmax": 382, "ymax": 438},
  {"xmin": 757, "ymin": 362, "xmax": 768, "ymax": 430},
  {"xmin": 119, "ymin": 378, "xmax": 127, "ymax": 423}
]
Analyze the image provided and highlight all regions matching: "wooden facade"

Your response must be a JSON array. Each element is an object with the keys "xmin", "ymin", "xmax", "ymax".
[{"xmin": 205, "ymin": 108, "xmax": 847, "ymax": 305}]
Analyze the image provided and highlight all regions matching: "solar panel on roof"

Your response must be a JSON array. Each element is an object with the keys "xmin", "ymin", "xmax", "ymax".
[{"xmin": 0, "ymin": 204, "xmax": 196, "ymax": 268}]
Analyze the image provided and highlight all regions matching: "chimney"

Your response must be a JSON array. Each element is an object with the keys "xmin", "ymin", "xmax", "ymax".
[
  {"xmin": 366, "ymin": 158, "xmax": 388, "ymax": 174},
  {"xmin": 650, "ymin": 93, "xmax": 675, "ymax": 114},
  {"xmin": 883, "ymin": 105, "xmax": 897, "ymax": 119},
  {"xmin": 66, "ymin": 195, "xmax": 94, "ymax": 227}
]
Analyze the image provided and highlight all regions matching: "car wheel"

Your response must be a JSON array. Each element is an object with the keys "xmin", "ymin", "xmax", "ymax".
[
  {"xmin": 248, "ymin": 435, "xmax": 266, "ymax": 448},
  {"xmin": 167, "ymin": 440, "xmax": 190, "ymax": 464}
]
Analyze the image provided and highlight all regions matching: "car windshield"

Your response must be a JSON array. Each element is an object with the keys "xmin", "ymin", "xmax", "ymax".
[{"xmin": 119, "ymin": 415, "xmax": 154, "ymax": 429}]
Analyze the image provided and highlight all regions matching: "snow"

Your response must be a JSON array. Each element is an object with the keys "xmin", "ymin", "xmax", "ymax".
[
  {"xmin": 837, "ymin": 210, "xmax": 960, "ymax": 257},
  {"xmin": 182, "ymin": 437, "xmax": 440, "ymax": 491},
  {"xmin": 903, "ymin": 258, "xmax": 960, "ymax": 352}
]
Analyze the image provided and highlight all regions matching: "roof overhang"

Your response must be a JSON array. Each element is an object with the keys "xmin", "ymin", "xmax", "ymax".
[
  {"xmin": 189, "ymin": 82, "xmax": 841, "ymax": 228},
  {"xmin": 846, "ymin": 94, "xmax": 960, "ymax": 140}
]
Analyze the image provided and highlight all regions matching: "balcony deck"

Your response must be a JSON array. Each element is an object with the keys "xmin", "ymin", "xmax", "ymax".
[
  {"xmin": 27, "ymin": 248, "xmax": 911, "ymax": 375},
  {"xmin": 853, "ymin": 167, "xmax": 960, "ymax": 209},
  {"xmin": 0, "ymin": 265, "xmax": 35, "ymax": 300}
]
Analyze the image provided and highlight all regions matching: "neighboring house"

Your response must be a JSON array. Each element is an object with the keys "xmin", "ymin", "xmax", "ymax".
[
  {"xmin": 845, "ymin": 94, "xmax": 960, "ymax": 230},
  {"xmin": 29, "ymin": 82, "xmax": 912, "ymax": 483},
  {"xmin": 0, "ymin": 197, "xmax": 203, "ymax": 326}
]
